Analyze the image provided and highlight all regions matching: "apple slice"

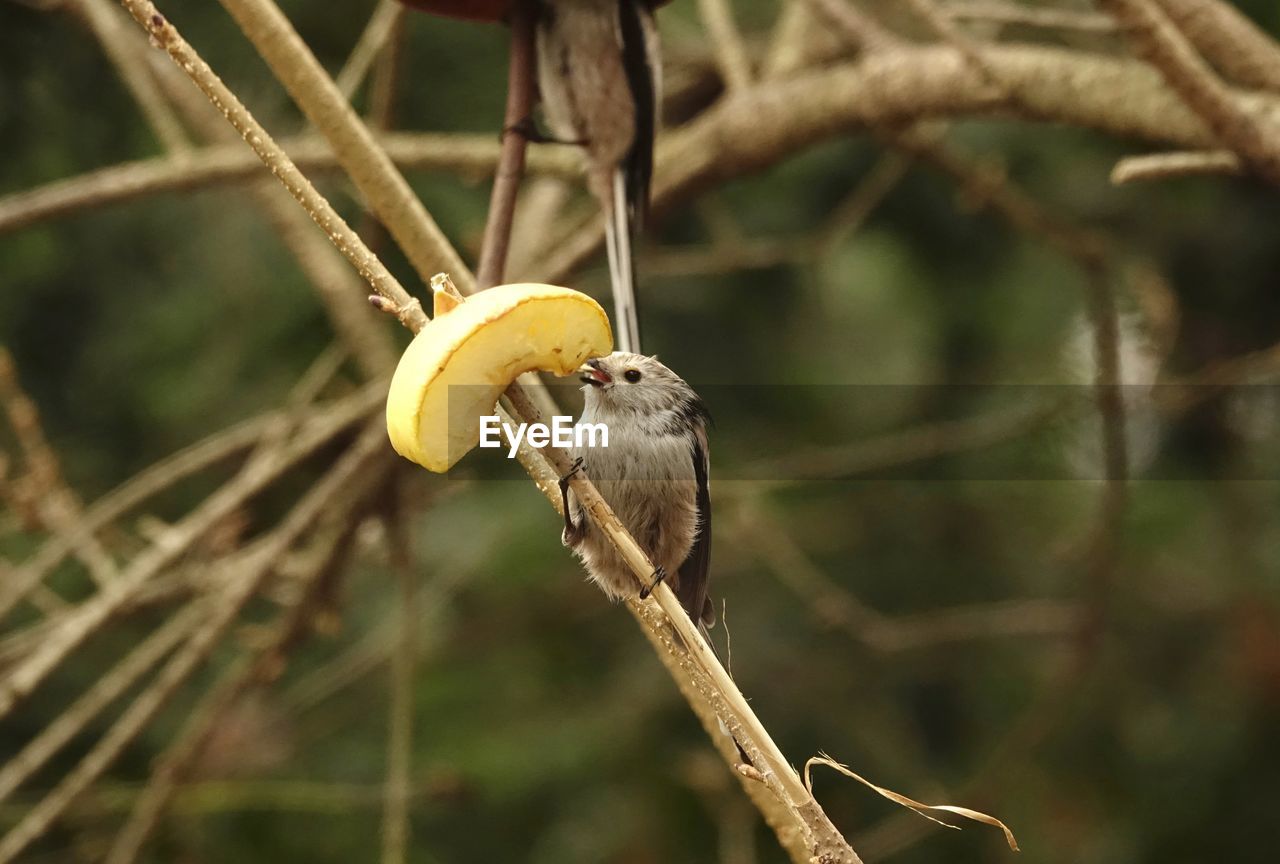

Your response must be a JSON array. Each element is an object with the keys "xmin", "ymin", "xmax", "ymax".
[{"xmin": 385, "ymin": 282, "xmax": 612, "ymax": 472}]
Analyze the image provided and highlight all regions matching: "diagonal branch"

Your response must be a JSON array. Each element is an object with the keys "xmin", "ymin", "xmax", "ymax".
[
  {"xmin": 1099, "ymin": 0, "xmax": 1280, "ymax": 184},
  {"xmin": 1155, "ymin": 0, "xmax": 1280, "ymax": 94}
]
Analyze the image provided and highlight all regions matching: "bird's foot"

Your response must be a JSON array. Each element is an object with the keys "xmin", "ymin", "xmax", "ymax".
[
  {"xmin": 639, "ymin": 566, "xmax": 667, "ymax": 600},
  {"xmin": 559, "ymin": 457, "xmax": 586, "ymax": 546}
]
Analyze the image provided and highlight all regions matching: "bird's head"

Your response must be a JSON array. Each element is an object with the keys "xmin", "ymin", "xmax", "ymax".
[{"xmin": 578, "ymin": 352, "xmax": 702, "ymax": 421}]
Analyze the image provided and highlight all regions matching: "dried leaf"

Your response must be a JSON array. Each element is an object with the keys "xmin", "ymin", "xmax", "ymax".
[{"xmin": 803, "ymin": 752, "xmax": 1020, "ymax": 851}]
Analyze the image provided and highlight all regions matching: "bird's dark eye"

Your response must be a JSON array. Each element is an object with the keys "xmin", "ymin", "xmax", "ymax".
[{"xmin": 624, "ymin": 369, "xmax": 642, "ymax": 383}]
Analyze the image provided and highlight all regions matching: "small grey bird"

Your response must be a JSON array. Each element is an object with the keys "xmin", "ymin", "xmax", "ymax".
[
  {"xmin": 559, "ymin": 352, "xmax": 714, "ymax": 629},
  {"xmin": 535, "ymin": 0, "xmax": 661, "ymax": 353}
]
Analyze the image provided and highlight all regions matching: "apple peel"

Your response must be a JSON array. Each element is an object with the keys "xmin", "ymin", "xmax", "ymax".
[{"xmin": 385, "ymin": 282, "xmax": 612, "ymax": 472}]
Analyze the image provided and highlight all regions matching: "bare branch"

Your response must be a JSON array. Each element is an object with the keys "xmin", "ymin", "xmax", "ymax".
[
  {"xmin": 70, "ymin": 0, "xmax": 191, "ymax": 151},
  {"xmin": 1111, "ymin": 148, "xmax": 1241, "ymax": 183},
  {"xmin": 697, "ymin": 0, "xmax": 754, "ymax": 90},
  {"xmin": 380, "ymin": 485, "xmax": 416, "ymax": 864},
  {"xmin": 0, "ymin": 384, "xmax": 382, "ymax": 711},
  {"xmin": 1099, "ymin": 0, "xmax": 1280, "ymax": 184},
  {"xmin": 1155, "ymin": 0, "xmax": 1280, "ymax": 94},
  {"xmin": 0, "ymin": 603, "xmax": 203, "ymax": 804},
  {"xmin": 335, "ymin": 0, "xmax": 407, "ymax": 101},
  {"xmin": 0, "ymin": 133, "xmax": 576, "ymax": 238},
  {"xmin": 943, "ymin": 1, "xmax": 1118, "ymax": 34},
  {"xmin": 0, "ymin": 422, "xmax": 388, "ymax": 864},
  {"xmin": 0, "ymin": 382, "xmax": 383, "ymax": 625},
  {"xmin": 476, "ymin": 0, "xmax": 537, "ymax": 289},
  {"xmin": 101, "ymin": 459, "xmax": 389, "ymax": 864},
  {"xmin": 215, "ymin": 0, "xmax": 470, "ymax": 289}
]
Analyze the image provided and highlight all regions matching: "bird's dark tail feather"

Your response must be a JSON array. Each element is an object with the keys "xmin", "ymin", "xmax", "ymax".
[{"xmin": 605, "ymin": 169, "xmax": 642, "ymax": 353}]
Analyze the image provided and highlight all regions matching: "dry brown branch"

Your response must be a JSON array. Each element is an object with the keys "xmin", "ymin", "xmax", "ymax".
[
  {"xmin": 366, "ymin": 1, "xmax": 407, "ymax": 131},
  {"xmin": 105, "ymin": 5, "xmax": 853, "ymax": 856},
  {"xmin": 532, "ymin": 41, "xmax": 1280, "ymax": 281},
  {"xmin": 744, "ymin": 398, "xmax": 1060, "ymax": 485},
  {"xmin": 0, "ymin": 347, "xmax": 119, "ymax": 593},
  {"xmin": 1111, "ymin": 147, "xmax": 1241, "ymax": 183},
  {"xmin": 0, "ymin": 134, "xmax": 576, "ymax": 237},
  {"xmin": 735, "ymin": 500, "xmax": 1078, "ymax": 653},
  {"xmin": 0, "ymin": 381, "xmax": 383, "ymax": 624},
  {"xmin": 117, "ymin": 5, "xmax": 421, "ymax": 329},
  {"xmin": 498, "ymin": 384, "xmax": 859, "ymax": 862},
  {"xmin": 101, "ymin": 457, "xmax": 390, "ymax": 864},
  {"xmin": 7, "ymin": 41, "xmax": 1280, "ymax": 253},
  {"xmin": 762, "ymin": 2, "xmax": 814, "ymax": 76},
  {"xmin": 11, "ymin": 39, "xmax": 1280, "ymax": 244},
  {"xmin": 1099, "ymin": 0, "xmax": 1280, "ymax": 184},
  {"xmin": 816, "ymin": 151, "xmax": 914, "ymax": 254},
  {"xmin": 943, "ymin": 0, "xmax": 1117, "ymax": 34},
  {"xmin": 800, "ymin": 0, "xmax": 900, "ymax": 54},
  {"xmin": 0, "ymin": 602, "xmax": 203, "ymax": 804},
  {"xmin": 214, "ymin": 0, "xmax": 469, "ymax": 289},
  {"xmin": 0, "ymin": 421, "xmax": 388, "ymax": 864},
  {"xmin": 476, "ymin": 0, "xmax": 536, "ymax": 289},
  {"xmin": 1155, "ymin": 0, "xmax": 1280, "ymax": 93},
  {"xmin": 903, "ymin": 0, "xmax": 1006, "ymax": 92},
  {"xmin": 0, "ymin": 383, "xmax": 383, "ymax": 714},
  {"xmin": 697, "ymin": 0, "xmax": 753, "ymax": 90},
  {"xmin": 70, "ymin": 0, "xmax": 191, "ymax": 151},
  {"xmin": 380, "ymin": 485, "xmax": 416, "ymax": 864},
  {"xmin": 335, "ymin": 0, "xmax": 407, "ymax": 101},
  {"xmin": 279, "ymin": 557, "xmax": 469, "ymax": 719}
]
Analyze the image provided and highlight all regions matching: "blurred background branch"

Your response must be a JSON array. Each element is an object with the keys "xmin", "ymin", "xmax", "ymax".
[{"xmin": 2, "ymin": 0, "xmax": 1280, "ymax": 861}]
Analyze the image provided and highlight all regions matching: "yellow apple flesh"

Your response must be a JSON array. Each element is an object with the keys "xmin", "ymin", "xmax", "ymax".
[{"xmin": 385, "ymin": 283, "xmax": 612, "ymax": 472}]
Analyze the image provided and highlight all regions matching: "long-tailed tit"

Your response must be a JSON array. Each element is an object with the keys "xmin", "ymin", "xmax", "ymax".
[
  {"xmin": 559, "ymin": 352, "xmax": 714, "ymax": 630},
  {"xmin": 535, "ymin": 0, "xmax": 661, "ymax": 354}
]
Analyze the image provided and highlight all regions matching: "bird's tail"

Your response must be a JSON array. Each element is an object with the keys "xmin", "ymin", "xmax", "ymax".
[{"xmin": 604, "ymin": 168, "xmax": 642, "ymax": 354}]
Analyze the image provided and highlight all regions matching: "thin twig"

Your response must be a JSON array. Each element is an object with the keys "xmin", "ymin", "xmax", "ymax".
[
  {"xmin": 744, "ymin": 398, "xmax": 1062, "ymax": 485},
  {"xmin": 214, "ymin": 0, "xmax": 470, "ymax": 289},
  {"xmin": 1099, "ymin": 0, "xmax": 1280, "ymax": 185},
  {"xmin": 0, "ymin": 347, "xmax": 119, "ymax": 592},
  {"xmin": 0, "ymin": 382, "xmax": 383, "ymax": 623},
  {"xmin": 1111, "ymin": 148, "xmax": 1240, "ymax": 183},
  {"xmin": 0, "ymin": 133, "xmax": 576, "ymax": 237},
  {"xmin": 366, "ymin": 1, "xmax": 407, "ymax": 131},
  {"xmin": 476, "ymin": 0, "xmax": 536, "ymax": 289},
  {"xmin": 0, "ymin": 422, "xmax": 388, "ymax": 864},
  {"xmin": 800, "ymin": 0, "xmax": 900, "ymax": 54},
  {"xmin": 335, "ymin": 0, "xmax": 407, "ymax": 102},
  {"xmin": 0, "ymin": 603, "xmax": 203, "ymax": 804},
  {"xmin": 943, "ymin": 0, "xmax": 1118, "ymax": 34},
  {"xmin": 697, "ymin": 0, "xmax": 753, "ymax": 90},
  {"xmin": 101, "ymin": 457, "xmax": 390, "ymax": 864},
  {"xmin": 0, "ymin": 387, "xmax": 381, "ymax": 714},
  {"xmin": 71, "ymin": 0, "xmax": 191, "ymax": 151},
  {"xmin": 1155, "ymin": 0, "xmax": 1280, "ymax": 94},
  {"xmin": 380, "ymin": 483, "xmax": 416, "ymax": 864},
  {"xmin": 117, "ymin": 2, "xmax": 422, "ymax": 321}
]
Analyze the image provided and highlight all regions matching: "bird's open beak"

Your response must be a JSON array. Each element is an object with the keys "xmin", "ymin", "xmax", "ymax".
[{"xmin": 579, "ymin": 358, "xmax": 611, "ymax": 387}]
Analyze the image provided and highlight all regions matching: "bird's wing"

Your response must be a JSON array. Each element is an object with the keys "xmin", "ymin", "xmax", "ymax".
[{"xmin": 677, "ymin": 424, "xmax": 714, "ymax": 628}]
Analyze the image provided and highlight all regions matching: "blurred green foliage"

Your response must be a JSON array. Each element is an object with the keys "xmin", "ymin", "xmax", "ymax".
[{"xmin": 3, "ymin": 1, "xmax": 1280, "ymax": 863}]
